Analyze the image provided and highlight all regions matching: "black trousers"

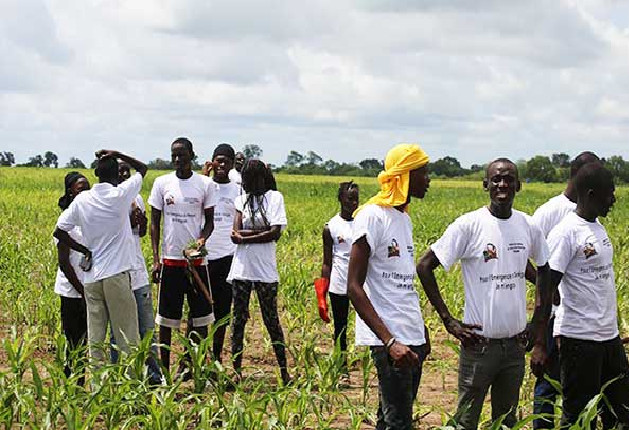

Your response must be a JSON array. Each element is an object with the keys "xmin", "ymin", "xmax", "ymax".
[
  {"xmin": 560, "ymin": 335, "xmax": 629, "ymax": 429},
  {"xmin": 329, "ymin": 292, "xmax": 349, "ymax": 369},
  {"xmin": 60, "ymin": 296, "xmax": 87, "ymax": 384},
  {"xmin": 208, "ymin": 255, "xmax": 233, "ymax": 362}
]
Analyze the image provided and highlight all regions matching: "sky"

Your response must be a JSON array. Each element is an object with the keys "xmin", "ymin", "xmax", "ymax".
[{"xmin": 2, "ymin": 0, "xmax": 629, "ymax": 168}]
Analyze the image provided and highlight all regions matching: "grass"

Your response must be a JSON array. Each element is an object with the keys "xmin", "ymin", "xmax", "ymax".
[{"xmin": 0, "ymin": 167, "xmax": 627, "ymax": 428}]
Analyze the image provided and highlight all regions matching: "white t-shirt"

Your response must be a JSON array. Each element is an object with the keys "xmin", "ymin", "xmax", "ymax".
[
  {"xmin": 327, "ymin": 214, "xmax": 353, "ymax": 295},
  {"xmin": 548, "ymin": 212, "xmax": 618, "ymax": 341},
  {"xmin": 206, "ymin": 181, "xmax": 239, "ymax": 260},
  {"xmin": 431, "ymin": 207, "xmax": 549, "ymax": 339},
  {"xmin": 148, "ymin": 172, "xmax": 217, "ymax": 261},
  {"xmin": 53, "ymin": 224, "xmax": 84, "ymax": 298},
  {"xmin": 228, "ymin": 169, "xmax": 242, "ymax": 191},
  {"xmin": 227, "ymin": 190, "xmax": 287, "ymax": 283},
  {"xmin": 129, "ymin": 195, "xmax": 150, "ymax": 290},
  {"xmin": 532, "ymin": 193, "xmax": 576, "ymax": 238},
  {"xmin": 353, "ymin": 204, "xmax": 426, "ymax": 347},
  {"xmin": 56, "ymin": 173, "xmax": 143, "ymax": 283}
]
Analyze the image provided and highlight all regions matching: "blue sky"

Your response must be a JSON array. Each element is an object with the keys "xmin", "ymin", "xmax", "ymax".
[{"xmin": 2, "ymin": 0, "xmax": 629, "ymax": 167}]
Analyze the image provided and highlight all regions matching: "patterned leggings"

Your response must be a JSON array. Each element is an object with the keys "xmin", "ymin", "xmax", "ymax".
[{"xmin": 231, "ymin": 280, "xmax": 287, "ymax": 372}]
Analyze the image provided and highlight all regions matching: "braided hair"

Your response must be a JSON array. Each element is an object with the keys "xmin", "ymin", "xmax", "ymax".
[{"xmin": 241, "ymin": 159, "xmax": 272, "ymax": 229}]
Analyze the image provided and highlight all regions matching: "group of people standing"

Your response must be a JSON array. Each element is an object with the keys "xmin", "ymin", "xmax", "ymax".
[
  {"xmin": 316, "ymin": 144, "xmax": 628, "ymax": 429},
  {"xmin": 51, "ymin": 139, "xmax": 628, "ymax": 429},
  {"xmin": 53, "ymin": 139, "xmax": 290, "ymax": 386}
]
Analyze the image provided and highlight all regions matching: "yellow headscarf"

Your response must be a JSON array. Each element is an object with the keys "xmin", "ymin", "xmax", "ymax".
[{"xmin": 356, "ymin": 143, "xmax": 429, "ymax": 214}]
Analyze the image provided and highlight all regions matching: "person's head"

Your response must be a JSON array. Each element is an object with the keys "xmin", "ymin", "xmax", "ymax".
[
  {"xmin": 58, "ymin": 171, "xmax": 90, "ymax": 210},
  {"xmin": 569, "ymin": 151, "xmax": 600, "ymax": 179},
  {"xmin": 338, "ymin": 181, "xmax": 359, "ymax": 214},
  {"xmin": 212, "ymin": 143, "xmax": 235, "ymax": 182},
  {"xmin": 241, "ymin": 158, "xmax": 269, "ymax": 196},
  {"xmin": 381, "ymin": 144, "xmax": 430, "ymax": 204},
  {"xmin": 171, "ymin": 137, "xmax": 195, "ymax": 176},
  {"xmin": 574, "ymin": 163, "xmax": 615, "ymax": 217},
  {"xmin": 234, "ymin": 152, "xmax": 245, "ymax": 172},
  {"xmin": 118, "ymin": 160, "xmax": 131, "ymax": 183},
  {"xmin": 94, "ymin": 155, "xmax": 119, "ymax": 184},
  {"xmin": 484, "ymin": 158, "xmax": 521, "ymax": 208}
]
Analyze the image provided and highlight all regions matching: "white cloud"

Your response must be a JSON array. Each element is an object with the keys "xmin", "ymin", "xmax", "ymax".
[{"xmin": 0, "ymin": 0, "xmax": 628, "ymax": 168}]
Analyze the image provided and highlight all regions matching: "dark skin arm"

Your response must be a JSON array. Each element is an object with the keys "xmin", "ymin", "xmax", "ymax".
[
  {"xmin": 416, "ymin": 249, "xmax": 484, "ymax": 346},
  {"xmin": 347, "ymin": 236, "xmax": 419, "ymax": 368},
  {"xmin": 95, "ymin": 150, "xmax": 148, "ymax": 177},
  {"xmin": 150, "ymin": 207, "xmax": 162, "ymax": 284},
  {"xmin": 136, "ymin": 208, "xmax": 147, "ymax": 238},
  {"xmin": 53, "ymin": 228, "xmax": 91, "ymax": 260},
  {"xmin": 525, "ymin": 260, "xmax": 537, "ymax": 284},
  {"xmin": 197, "ymin": 207, "xmax": 215, "ymax": 248},
  {"xmin": 230, "ymin": 210, "xmax": 282, "ymax": 244},
  {"xmin": 57, "ymin": 241, "xmax": 85, "ymax": 297},
  {"xmin": 321, "ymin": 225, "xmax": 333, "ymax": 279},
  {"xmin": 529, "ymin": 265, "xmax": 557, "ymax": 377}
]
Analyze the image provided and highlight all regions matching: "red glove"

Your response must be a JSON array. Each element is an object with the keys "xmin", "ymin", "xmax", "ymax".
[{"xmin": 314, "ymin": 278, "xmax": 330, "ymax": 323}]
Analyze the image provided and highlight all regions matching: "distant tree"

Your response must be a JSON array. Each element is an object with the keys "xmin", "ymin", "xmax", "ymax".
[
  {"xmin": 242, "ymin": 144, "xmax": 263, "ymax": 159},
  {"xmin": 359, "ymin": 158, "xmax": 383, "ymax": 171},
  {"xmin": 0, "ymin": 151, "xmax": 15, "ymax": 166},
  {"xmin": 470, "ymin": 163, "xmax": 484, "ymax": 173},
  {"xmin": 526, "ymin": 155, "xmax": 556, "ymax": 183},
  {"xmin": 66, "ymin": 157, "xmax": 86, "ymax": 169},
  {"xmin": 147, "ymin": 158, "xmax": 172, "ymax": 170},
  {"xmin": 305, "ymin": 151, "xmax": 323, "ymax": 165},
  {"xmin": 604, "ymin": 155, "xmax": 629, "ymax": 183},
  {"xmin": 90, "ymin": 159, "xmax": 98, "ymax": 169},
  {"xmin": 322, "ymin": 159, "xmax": 340, "ymax": 172},
  {"xmin": 285, "ymin": 150, "xmax": 304, "ymax": 168},
  {"xmin": 44, "ymin": 151, "xmax": 59, "ymax": 168},
  {"xmin": 551, "ymin": 153, "xmax": 570, "ymax": 168},
  {"xmin": 19, "ymin": 155, "xmax": 44, "ymax": 168},
  {"xmin": 430, "ymin": 156, "xmax": 465, "ymax": 177}
]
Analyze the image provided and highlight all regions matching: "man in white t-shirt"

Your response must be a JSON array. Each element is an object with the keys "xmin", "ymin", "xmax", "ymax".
[
  {"xmin": 347, "ymin": 144, "xmax": 431, "ymax": 430},
  {"xmin": 54, "ymin": 150, "xmax": 147, "ymax": 368},
  {"xmin": 417, "ymin": 158, "xmax": 550, "ymax": 430},
  {"xmin": 546, "ymin": 163, "xmax": 629, "ymax": 428},
  {"xmin": 530, "ymin": 151, "xmax": 600, "ymax": 430},
  {"xmin": 228, "ymin": 151, "xmax": 244, "ymax": 190},
  {"xmin": 109, "ymin": 161, "xmax": 162, "ymax": 384},
  {"xmin": 149, "ymin": 137, "xmax": 217, "ymax": 375},
  {"xmin": 201, "ymin": 143, "xmax": 240, "ymax": 363}
]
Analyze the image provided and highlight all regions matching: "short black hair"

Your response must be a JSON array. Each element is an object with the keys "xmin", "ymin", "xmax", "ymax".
[
  {"xmin": 570, "ymin": 151, "xmax": 600, "ymax": 178},
  {"xmin": 94, "ymin": 155, "xmax": 118, "ymax": 181},
  {"xmin": 485, "ymin": 157, "xmax": 518, "ymax": 178},
  {"xmin": 338, "ymin": 181, "xmax": 359, "ymax": 201},
  {"xmin": 171, "ymin": 137, "xmax": 194, "ymax": 156},
  {"xmin": 212, "ymin": 143, "xmax": 235, "ymax": 161},
  {"xmin": 574, "ymin": 163, "xmax": 614, "ymax": 198}
]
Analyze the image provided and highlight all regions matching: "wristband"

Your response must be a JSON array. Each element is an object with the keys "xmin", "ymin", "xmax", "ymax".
[{"xmin": 385, "ymin": 337, "xmax": 396, "ymax": 351}]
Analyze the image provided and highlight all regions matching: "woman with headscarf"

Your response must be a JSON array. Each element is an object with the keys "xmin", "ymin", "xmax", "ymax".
[
  {"xmin": 227, "ymin": 158, "xmax": 290, "ymax": 385},
  {"xmin": 347, "ymin": 144, "xmax": 431, "ymax": 429},
  {"xmin": 55, "ymin": 171, "xmax": 90, "ymax": 385}
]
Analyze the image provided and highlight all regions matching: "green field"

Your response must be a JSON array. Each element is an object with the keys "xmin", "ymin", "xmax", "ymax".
[{"xmin": 0, "ymin": 167, "xmax": 627, "ymax": 429}]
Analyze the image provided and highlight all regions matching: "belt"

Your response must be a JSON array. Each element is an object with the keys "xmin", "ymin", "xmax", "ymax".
[
  {"xmin": 486, "ymin": 330, "xmax": 528, "ymax": 344},
  {"xmin": 162, "ymin": 258, "xmax": 203, "ymax": 267}
]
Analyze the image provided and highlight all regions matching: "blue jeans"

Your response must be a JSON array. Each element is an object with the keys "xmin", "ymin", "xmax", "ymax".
[
  {"xmin": 370, "ymin": 344, "xmax": 427, "ymax": 430},
  {"xmin": 110, "ymin": 285, "xmax": 161, "ymax": 381},
  {"xmin": 533, "ymin": 317, "xmax": 560, "ymax": 429}
]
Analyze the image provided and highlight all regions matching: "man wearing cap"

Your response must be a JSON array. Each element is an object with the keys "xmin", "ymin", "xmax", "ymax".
[
  {"xmin": 347, "ymin": 143, "xmax": 431, "ymax": 430},
  {"xmin": 417, "ymin": 158, "xmax": 550, "ymax": 430}
]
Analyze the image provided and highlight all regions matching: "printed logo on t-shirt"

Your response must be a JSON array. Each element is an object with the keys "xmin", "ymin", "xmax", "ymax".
[
  {"xmin": 583, "ymin": 242, "xmax": 597, "ymax": 259},
  {"xmin": 337, "ymin": 235, "xmax": 346, "ymax": 244},
  {"xmin": 483, "ymin": 243, "xmax": 498, "ymax": 262},
  {"xmin": 387, "ymin": 239, "xmax": 400, "ymax": 258},
  {"xmin": 165, "ymin": 195, "xmax": 175, "ymax": 206}
]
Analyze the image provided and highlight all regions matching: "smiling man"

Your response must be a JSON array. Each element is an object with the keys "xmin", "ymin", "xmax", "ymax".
[
  {"xmin": 546, "ymin": 163, "xmax": 629, "ymax": 428},
  {"xmin": 417, "ymin": 158, "xmax": 551, "ymax": 430},
  {"xmin": 148, "ymin": 137, "xmax": 217, "ymax": 376},
  {"xmin": 347, "ymin": 143, "xmax": 431, "ymax": 430}
]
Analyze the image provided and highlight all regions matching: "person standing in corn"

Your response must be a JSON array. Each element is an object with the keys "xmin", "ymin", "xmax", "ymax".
[{"xmin": 347, "ymin": 144, "xmax": 431, "ymax": 430}]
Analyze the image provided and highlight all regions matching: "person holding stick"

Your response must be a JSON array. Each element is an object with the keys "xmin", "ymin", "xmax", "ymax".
[{"xmin": 148, "ymin": 137, "xmax": 217, "ymax": 378}]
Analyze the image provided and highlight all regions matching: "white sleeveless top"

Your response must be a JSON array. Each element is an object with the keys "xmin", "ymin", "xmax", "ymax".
[{"xmin": 327, "ymin": 214, "xmax": 353, "ymax": 295}]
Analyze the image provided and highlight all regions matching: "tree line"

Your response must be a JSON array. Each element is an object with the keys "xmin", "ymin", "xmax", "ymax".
[{"xmin": 2, "ymin": 148, "xmax": 629, "ymax": 183}]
